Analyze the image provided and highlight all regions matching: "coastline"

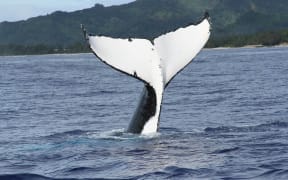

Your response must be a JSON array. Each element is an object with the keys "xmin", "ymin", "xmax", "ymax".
[
  {"xmin": 208, "ymin": 43, "xmax": 288, "ymax": 50},
  {"xmin": 1, "ymin": 43, "xmax": 288, "ymax": 57}
]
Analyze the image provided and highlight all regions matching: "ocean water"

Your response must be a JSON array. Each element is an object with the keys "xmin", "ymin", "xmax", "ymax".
[{"xmin": 0, "ymin": 47, "xmax": 288, "ymax": 180}]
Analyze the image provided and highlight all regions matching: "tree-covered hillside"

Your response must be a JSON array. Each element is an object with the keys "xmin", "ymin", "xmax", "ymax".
[{"xmin": 0, "ymin": 0, "xmax": 288, "ymax": 55}]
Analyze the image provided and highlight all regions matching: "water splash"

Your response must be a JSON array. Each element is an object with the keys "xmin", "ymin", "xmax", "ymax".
[{"xmin": 87, "ymin": 129, "xmax": 160, "ymax": 141}]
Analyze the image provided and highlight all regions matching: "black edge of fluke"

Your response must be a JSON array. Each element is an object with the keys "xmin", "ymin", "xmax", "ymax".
[
  {"xmin": 152, "ymin": 12, "xmax": 211, "ymax": 45},
  {"xmin": 203, "ymin": 11, "xmax": 212, "ymax": 30},
  {"xmin": 195, "ymin": 11, "xmax": 211, "ymax": 28},
  {"xmin": 80, "ymin": 24, "xmax": 150, "ymax": 86},
  {"xmin": 204, "ymin": 11, "xmax": 210, "ymax": 20},
  {"xmin": 164, "ymin": 12, "xmax": 211, "ymax": 88}
]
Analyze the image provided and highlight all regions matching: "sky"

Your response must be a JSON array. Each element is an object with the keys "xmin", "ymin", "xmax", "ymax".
[{"xmin": 0, "ymin": 0, "xmax": 136, "ymax": 22}]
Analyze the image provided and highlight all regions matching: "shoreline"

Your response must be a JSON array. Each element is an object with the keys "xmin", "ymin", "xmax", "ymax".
[
  {"xmin": 1, "ymin": 44, "xmax": 288, "ymax": 57},
  {"xmin": 208, "ymin": 43, "xmax": 288, "ymax": 50}
]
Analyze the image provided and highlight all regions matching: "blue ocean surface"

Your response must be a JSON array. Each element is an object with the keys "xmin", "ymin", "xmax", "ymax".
[{"xmin": 0, "ymin": 47, "xmax": 288, "ymax": 180}]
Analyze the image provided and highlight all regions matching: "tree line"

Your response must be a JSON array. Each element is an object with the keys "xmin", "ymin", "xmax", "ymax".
[
  {"xmin": 0, "ymin": 43, "xmax": 90, "ymax": 56},
  {"xmin": 207, "ymin": 30, "xmax": 288, "ymax": 48},
  {"xmin": 0, "ymin": 29, "xmax": 287, "ymax": 56}
]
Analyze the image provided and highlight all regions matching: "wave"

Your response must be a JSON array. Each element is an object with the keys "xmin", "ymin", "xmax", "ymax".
[
  {"xmin": 0, "ymin": 174, "xmax": 54, "ymax": 180},
  {"xmin": 45, "ymin": 130, "xmax": 89, "ymax": 138},
  {"xmin": 67, "ymin": 167, "xmax": 95, "ymax": 173},
  {"xmin": 134, "ymin": 166, "xmax": 288, "ymax": 179},
  {"xmin": 253, "ymin": 169, "xmax": 288, "ymax": 179},
  {"xmin": 2, "ymin": 168, "xmax": 287, "ymax": 180},
  {"xmin": 0, "ymin": 173, "xmax": 127, "ymax": 180},
  {"xmin": 133, "ymin": 166, "xmax": 214, "ymax": 179},
  {"xmin": 212, "ymin": 147, "xmax": 240, "ymax": 154},
  {"xmin": 204, "ymin": 121, "xmax": 288, "ymax": 133}
]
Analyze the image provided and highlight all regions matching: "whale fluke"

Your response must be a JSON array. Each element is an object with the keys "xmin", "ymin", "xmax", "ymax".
[{"xmin": 82, "ymin": 14, "xmax": 211, "ymax": 134}]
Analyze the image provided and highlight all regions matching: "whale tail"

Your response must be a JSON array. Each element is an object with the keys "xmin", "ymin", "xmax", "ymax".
[{"xmin": 82, "ymin": 14, "xmax": 211, "ymax": 134}]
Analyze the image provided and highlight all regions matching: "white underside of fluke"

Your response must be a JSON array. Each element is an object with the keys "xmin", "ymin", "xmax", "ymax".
[{"xmin": 87, "ymin": 18, "xmax": 211, "ymax": 135}]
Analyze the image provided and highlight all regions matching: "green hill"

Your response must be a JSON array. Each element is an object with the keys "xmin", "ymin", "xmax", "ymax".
[{"xmin": 0, "ymin": 0, "xmax": 288, "ymax": 55}]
